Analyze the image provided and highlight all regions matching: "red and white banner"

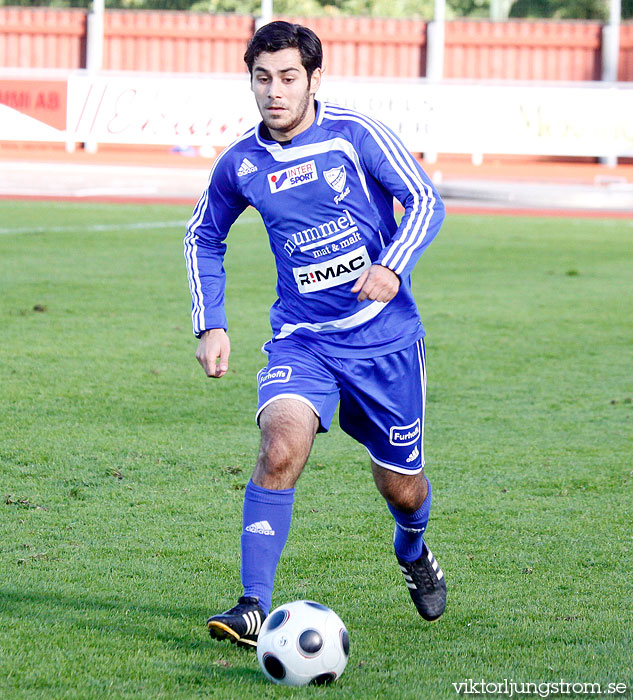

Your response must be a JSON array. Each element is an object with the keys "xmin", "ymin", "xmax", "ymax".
[
  {"xmin": 67, "ymin": 73, "xmax": 259, "ymax": 146},
  {"xmin": 0, "ymin": 76, "xmax": 67, "ymax": 141}
]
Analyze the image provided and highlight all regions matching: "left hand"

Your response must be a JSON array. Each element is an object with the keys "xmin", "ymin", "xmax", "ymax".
[{"xmin": 351, "ymin": 264, "xmax": 400, "ymax": 303}]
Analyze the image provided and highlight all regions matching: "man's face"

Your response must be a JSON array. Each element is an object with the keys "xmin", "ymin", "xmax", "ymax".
[{"xmin": 251, "ymin": 47, "xmax": 321, "ymax": 141}]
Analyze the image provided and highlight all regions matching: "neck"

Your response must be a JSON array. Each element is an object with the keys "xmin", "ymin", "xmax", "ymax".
[
  {"xmin": 267, "ymin": 99, "xmax": 317, "ymax": 143},
  {"xmin": 260, "ymin": 123, "xmax": 292, "ymax": 145}
]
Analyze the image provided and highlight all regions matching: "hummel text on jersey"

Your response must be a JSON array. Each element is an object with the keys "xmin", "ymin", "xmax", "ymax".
[
  {"xmin": 283, "ymin": 209, "xmax": 356, "ymax": 257},
  {"xmin": 268, "ymin": 160, "xmax": 318, "ymax": 193},
  {"xmin": 293, "ymin": 246, "xmax": 370, "ymax": 294},
  {"xmin": 245, "ymin": 520, "xmax": 275, "ymax": 536},
  {"xmin": 389, "ymin": 419, "xmax": 421, "ymax": 446}
]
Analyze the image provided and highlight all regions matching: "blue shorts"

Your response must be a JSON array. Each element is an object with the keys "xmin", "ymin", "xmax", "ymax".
[{"xmin": 256, "ymin": 338, "xmax": 427, "ymax": 474}]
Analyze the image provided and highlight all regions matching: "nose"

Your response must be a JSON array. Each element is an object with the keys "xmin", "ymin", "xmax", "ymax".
[{"xmin": 267, "ymin": 77, "xmax": 283, "ymax": 99}]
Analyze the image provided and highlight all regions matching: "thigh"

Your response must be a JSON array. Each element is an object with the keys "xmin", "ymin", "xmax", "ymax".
[
  {"xmin": 256, "ymin": 339, "xmax": 340, "ymax": 433},
  {"xmin": 253, "ymin": 398, "xmax": 320, "ymax": 489},
  {"xmin": 338, "ymin": 339, "xmax": 427, "ymax": 474}
]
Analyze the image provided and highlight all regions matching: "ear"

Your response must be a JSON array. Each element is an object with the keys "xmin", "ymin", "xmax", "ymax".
[{"xmin": 309, "ymin": 67, "xmax": 322, "ymax": 96}]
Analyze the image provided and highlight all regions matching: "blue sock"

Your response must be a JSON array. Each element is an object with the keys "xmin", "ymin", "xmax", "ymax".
[
  {"xmin": 240, "ymin": 479, "xmax": 294, "ymax": 615},
  {"xmin": 388, "ymin": 477, "xmax": 432, "ymax": 563}
]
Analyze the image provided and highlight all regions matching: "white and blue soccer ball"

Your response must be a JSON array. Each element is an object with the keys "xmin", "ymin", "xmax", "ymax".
[{"xmin": 256, "ymin": 600, "xmax": 349, "ymax": 687}]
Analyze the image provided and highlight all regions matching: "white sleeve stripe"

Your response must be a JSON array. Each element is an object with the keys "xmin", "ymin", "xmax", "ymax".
[
  {"xmin": 185, "ymin": 186, "xmax": 211, "ymax": 334},
  {"xmin": 323, "ymin": 105, "xmax": 425, "ymax": 271},
  {"xmin": 186, "ymin": 188, "xmax": 208, "ymax": 235},
  {"xmin": 323, "ymin": 105, "xmax": 436, "ymax": 275},
  {"xmin": 184, "ymin": 236, "xmax": 199, "ymax": 330},
  {"xmin": 325, "ymin": 105, "xmax": 428, "ymax": 189},
  {"xmin": 324, "ymin": 105, "xmax": 435, "ymax": 274},
  {"xmin": 324, "ymin": 105, "xmax": 430, "ymax": 202},
  {"xmin": 184, "ymin": 226, "xmax": 204, "ymax": 334},
  {"xmin": 184, "ymin": 128, "xmax": 255, "ymax": 335}
]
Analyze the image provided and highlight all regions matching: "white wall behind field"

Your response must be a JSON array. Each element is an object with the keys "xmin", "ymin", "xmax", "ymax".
[{"xmin": 2, "ymin": 70, "xmax": 633, "ymax": 159}]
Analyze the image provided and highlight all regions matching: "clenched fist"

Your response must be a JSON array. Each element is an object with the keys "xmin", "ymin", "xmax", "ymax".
[{"xmin": 196, "ymin": 328, "xmax": 231, "ymax": 378}]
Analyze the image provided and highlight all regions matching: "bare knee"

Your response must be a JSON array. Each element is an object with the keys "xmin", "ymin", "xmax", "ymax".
[
  {"xmin": 372, "ymin": 462, "xmax": 427, "ymax": 513},
  {"xmin": 256, "ymin": 433, "xmax": 298, "ymax": 482},
  {"xmin": 252, "ymin": 399, "xmax": 319, "ymax": 490}
]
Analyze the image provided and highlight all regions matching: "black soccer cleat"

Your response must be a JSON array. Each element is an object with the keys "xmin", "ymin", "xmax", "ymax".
[
  {"xmin": 397, "ymin": 542, "xmax": 447, "ymax": 622},
  {"xmin": 207, "ymin": 596, "xmax": 267, "ymax": 649}
]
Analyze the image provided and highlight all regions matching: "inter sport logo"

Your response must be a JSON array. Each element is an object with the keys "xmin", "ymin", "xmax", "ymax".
[
  {"xmin": 293, "ymin": 246, "xmax": 370, "ymax": 294},
  {"xmin": 268, "ymin": 160, "xmax": 318, "ymax": 193}
]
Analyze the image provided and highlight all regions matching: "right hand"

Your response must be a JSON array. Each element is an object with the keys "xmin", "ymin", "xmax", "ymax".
[{"xmin": 196, "ymin": 329, "xmax": 231, "ymax": 378}]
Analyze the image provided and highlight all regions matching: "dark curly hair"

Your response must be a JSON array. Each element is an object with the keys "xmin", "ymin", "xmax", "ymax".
[{"xmin": 244, "ymin": 21, "xmax": 323, "ymax": 82}]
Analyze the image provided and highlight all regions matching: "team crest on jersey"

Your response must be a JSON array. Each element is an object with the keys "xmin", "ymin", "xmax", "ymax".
[
  {"xmin": 323, "ymin": 165, "xmax": 350, "ymax": 204},
  {"xmin": 268, "ymin": 160, "xmax": 318, "ymax": 193}
]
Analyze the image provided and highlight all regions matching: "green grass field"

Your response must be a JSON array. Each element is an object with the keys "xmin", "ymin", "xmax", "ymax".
[{"xmin": 1, "ymin": 201, "xmax": 631, "ymax": 700}]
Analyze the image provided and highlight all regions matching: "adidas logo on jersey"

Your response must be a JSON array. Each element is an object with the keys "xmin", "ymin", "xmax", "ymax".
[
  {"xmin": 245, "ymin": 520, "xmax": 275, "ymax": 536},
  {"xmin": 237, "ymin": 158, "xmax": 258, "ymax": 177},
  {"xmin": 406, "ymin": 446, "xmax": 420, "ymax": 463}
]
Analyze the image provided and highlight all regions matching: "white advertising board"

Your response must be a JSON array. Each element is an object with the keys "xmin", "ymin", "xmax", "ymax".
[
  {"xmin": 322, "ymin": 79, "xmax": 633, "ymax": 158},
  {"xmin": 66, "ymin": 72, "xmax": 260, "ymax": 147},
  {"xmin": 2, "ymin": 70, "xmax": 633, "ymax": 158}
]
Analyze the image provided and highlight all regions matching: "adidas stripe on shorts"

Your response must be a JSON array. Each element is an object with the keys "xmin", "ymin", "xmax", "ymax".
[{"xmin": 256, "ymin": 337, "xmax": 427, "ymax": 474}]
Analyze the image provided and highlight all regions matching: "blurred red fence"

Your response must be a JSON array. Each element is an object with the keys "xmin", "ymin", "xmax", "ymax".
[
  {"xmin": 0, "ymin": 7, "xmax": 86, "ymax": 69},
  {"xmin": 103, "ymin": 11, "xmax": 252, "ymax": 72},
  {"xmin": 621, "ymin": 23, "xmax": 633, "ymax": 80},
  {"xmin": 444, "ymin": 20, "xmax": 603, "ymax": 81},
  {"xmin": 1, "ymin": 8, "xmax": 631, "ymax": 81},
  {"xmin": 283, "ymin": 15, "xmax": 428, "ymax": 77}
]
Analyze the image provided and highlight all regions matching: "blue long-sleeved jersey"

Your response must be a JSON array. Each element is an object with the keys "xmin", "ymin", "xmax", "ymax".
[{"xmin": 184, "ymin": 100, "xmax": 445, "ymax": 358}]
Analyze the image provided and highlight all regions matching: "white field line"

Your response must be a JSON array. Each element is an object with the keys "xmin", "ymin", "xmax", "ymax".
[
  {"xmin": 0, "ymin": 214, "xmax": 259, "ymax": 236},
  {"xmin": 2, "ymin": 161, "xmax": 211, "ymax": 178},
  {"xmin": 0, "ymin": 220, "xmax": 187, "ymax": 235}
]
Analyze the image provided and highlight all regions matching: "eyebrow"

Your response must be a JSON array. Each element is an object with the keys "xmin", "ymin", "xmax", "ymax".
[{"xmin": 253, "ymin": 66, "xmax": 301, "ymax": 75}]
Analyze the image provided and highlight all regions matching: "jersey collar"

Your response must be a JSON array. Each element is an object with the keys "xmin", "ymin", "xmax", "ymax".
[{"xmin": 255, "ymin": 100, "xmax": 323, "ymax": 152}]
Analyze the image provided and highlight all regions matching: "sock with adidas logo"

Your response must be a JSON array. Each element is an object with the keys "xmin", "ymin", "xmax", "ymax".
[
  {"xmin": 240, "ymin": 479, "xmax": 294, "ymax": 615},
  {"xmin": 388, "ymin": 477, "xmax": 432, "ymax": 563}
]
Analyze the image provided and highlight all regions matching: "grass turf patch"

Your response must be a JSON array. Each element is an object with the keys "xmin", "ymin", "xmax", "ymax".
[{"xmin": 0, "ymin": 202, "xmax": 631, "ymax": 699}]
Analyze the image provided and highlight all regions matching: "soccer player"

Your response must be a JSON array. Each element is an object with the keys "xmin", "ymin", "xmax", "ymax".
[{"xmin": 184, "ymin": 21, "xmax": 446, "ymax": 648}]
